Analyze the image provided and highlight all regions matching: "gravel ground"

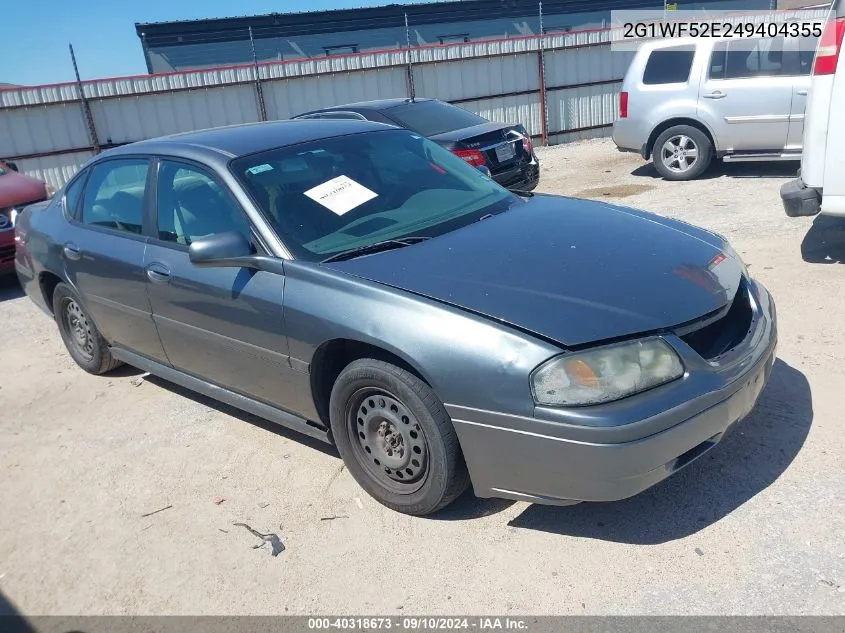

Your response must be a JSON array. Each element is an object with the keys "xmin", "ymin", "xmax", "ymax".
[{"xmin": 1, "ymin": 138, "xmax": 844, "ymax": 616}]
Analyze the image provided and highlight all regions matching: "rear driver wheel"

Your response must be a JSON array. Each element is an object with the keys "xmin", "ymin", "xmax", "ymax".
[
  {"xmin": 53, "ymin": 282, "xmax": 122, "ymax": 375},
  {"xmin": 329, "ymin": 359, "xmax": 469, "ymax": 515},
  {"xmin": 653, "ymin": 125, "xmax": 713, "ymax": 181}
]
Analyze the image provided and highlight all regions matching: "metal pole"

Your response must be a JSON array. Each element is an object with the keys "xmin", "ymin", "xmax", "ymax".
[
  {"xmin": 69, "ymin": 43, "xmax": 101, "ymax": 153},
  {"xmin": 249, "ymin": 27, "xmax": 268, "ymax": 122},
  {"xmin": 538, "ymin": 2, "xmax": 549, "ymax": 146},
  {"xmin": 405, "ymin": 12, "xmax": 416, "ymax": 101}
]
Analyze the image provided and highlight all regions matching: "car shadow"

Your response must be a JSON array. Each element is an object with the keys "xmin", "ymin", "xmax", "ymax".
[
  {"xmin": 0, "ymin": 590, "xmax": 36, "ymax": 632},
  {"xmin": 143, "ymin": 376, "xmax": 517, "ymax": 520},
  {"xmin": 109, "ymin": 365, "xmax": 146, "ymax": 378},
  {"xmin": 143, "ymin": 374, "xmax": 340, "ymax": 458},
  {"xmin": 430, "ymin": 490, "xmax": 516, "ymax": 521},
  {"xmin": 507, "ymin": 359, "xmax": 812, "ymax": 544},
  {"xmin": 801, "ymin": 214, "xmax": 845, "ymax": 264},
  {"xmin": 631, "ymin": 162, "xmax": 799, "ymax": 181},
  {"xmin": 0, "ymin": 276, "xmax": 23, "ymax": 302}
]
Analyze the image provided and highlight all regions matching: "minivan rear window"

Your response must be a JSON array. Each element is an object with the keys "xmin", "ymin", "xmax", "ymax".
[{"xmin": 642, "ymin": 46, "xmax": 696, "ymax": 85}]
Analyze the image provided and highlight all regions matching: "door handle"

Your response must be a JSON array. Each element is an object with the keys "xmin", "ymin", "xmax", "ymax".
[
  {"xmin": 146, "ymin": 262, "xmax": 172, "ymax": 284},
  {"xmin": 63, "ymin": 244, "xmax": 81, "ymax": 261},
  {"xmin": 703, "ymin": 91, "xmax": 726, "ymax": 99},
  {"xmin": 796, "ymin": 89, "xmax": 809, "ymax": 96}
]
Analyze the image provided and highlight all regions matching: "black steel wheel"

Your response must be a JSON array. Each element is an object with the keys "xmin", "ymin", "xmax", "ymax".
[
  {"xmin": 62, "ymin": 298, "xmax": 95, "ymax": 362},
  {"xmin": 329, "ymin": 358, "xmax": 469, "ymax": 515},
  {"xmin": 348, "ymin": 389, "xmax": 429, "ymax": 493},
  {"xmin": 52, "ymin": 282, "xmax": 123, "ymax": 375}
]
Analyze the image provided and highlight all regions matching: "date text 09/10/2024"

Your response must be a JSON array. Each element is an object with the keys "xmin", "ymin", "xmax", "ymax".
[{"xmin": 307, "ymin": 618, "xmax": 529, "ymax": 630}]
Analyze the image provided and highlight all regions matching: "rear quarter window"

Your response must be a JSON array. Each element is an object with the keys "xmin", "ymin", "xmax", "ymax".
[
  {"xmin": 642, "ymin": 46, "xmax": 696, "ymax": 85},
  {"xmin": 63, "ymin": 172, "xmax": 87, "ymax": 219}
]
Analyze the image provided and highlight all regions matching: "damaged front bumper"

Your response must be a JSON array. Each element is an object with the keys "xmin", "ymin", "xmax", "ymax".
[{"xmin": 447, "ymin": 282, "xmax": 778, "ymax": 506}]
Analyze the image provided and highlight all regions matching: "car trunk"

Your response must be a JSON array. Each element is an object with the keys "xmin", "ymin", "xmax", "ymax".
[{"xmin": 430, "ymin": 122, "xmax": 532, "ymax": 180}]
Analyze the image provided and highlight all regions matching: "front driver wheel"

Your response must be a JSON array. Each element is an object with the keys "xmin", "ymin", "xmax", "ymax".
[
  {"xmin": 52, "ymin": 282, "xmax": 123, "ymax": 375},
  {"xmin": 329, "ymin": 359, "xmax": 469, "ymax": 515}
]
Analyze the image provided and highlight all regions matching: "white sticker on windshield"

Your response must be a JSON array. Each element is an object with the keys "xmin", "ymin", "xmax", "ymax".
[
  {"xmin": 247, "ymin": 164, "xmax": 273, "ymax": 175},
  {"xmin": 303, "ymin": 175, "xmax": 378, "ymax": 216}
]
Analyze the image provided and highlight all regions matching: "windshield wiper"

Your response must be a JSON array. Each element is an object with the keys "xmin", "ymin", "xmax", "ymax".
[
  {"xmin": 321, "ymin": 236, "xmax": 429, "ymax": 263},
  {"xmin": 509, "ymin": 189, "xmax": 535, "ymax": 198}
]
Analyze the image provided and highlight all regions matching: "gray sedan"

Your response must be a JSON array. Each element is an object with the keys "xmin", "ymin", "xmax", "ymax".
[{"xmin": 14, "ymin": 120, "xmax": 777, "ymax": 515}]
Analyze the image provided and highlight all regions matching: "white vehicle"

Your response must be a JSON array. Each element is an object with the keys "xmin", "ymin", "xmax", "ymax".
[{"xmin": 781, "ymin": 0, "xmax": 845, "ymax": 217}]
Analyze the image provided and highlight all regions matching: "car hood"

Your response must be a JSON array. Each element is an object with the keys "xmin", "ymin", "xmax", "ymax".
[
  {"xmin": 324, "ymin": 195, "xmax": 743, "ymax": 347},
  {"xmin": 0, "ymin": 171, "xmax": 47, "ymax": 207}
]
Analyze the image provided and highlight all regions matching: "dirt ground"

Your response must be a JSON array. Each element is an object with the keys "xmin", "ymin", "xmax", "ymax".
[{"xmin": 1, "ymin": 138, "xmax": 844, "ymax": 615}]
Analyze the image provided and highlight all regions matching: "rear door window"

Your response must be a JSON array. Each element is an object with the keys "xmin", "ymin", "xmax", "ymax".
[
  {"xmin": 642, "ymin": 46, "xmax": 696, "ymax": 85},
  {"xmin": 794, "ymin": 33, "xmax": 820, "ymax": 76},
  {"xmin": 709, "ymin": 37, "xmax": 788, "ymax": 80},
  {"xmin": 386, "ymin": 101, "xmax": 487, "ymax": 136},
  {"xmin": 80, "ymin": 159, "xmax": 149, "ymax": 235}
]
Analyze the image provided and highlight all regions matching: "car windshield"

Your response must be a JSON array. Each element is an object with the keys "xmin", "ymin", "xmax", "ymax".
[
  {"xmin": 231, "ymin": 129, "xmax": 520, "ymax": 262},
  {"xmin": 386, "ymin": 101, "xmax": 487, "ymax": 136}
]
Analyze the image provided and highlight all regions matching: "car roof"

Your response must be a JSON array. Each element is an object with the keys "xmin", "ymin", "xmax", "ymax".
[
  {"xmin": 298, "ymin": 97, "xmax": 436, "ymax": 115},
  {"xmin": 99, "ymin": 119, "xmax": 395, "ymax": 162}
]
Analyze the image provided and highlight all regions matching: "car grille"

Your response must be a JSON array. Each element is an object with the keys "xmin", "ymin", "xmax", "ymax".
[{"xmin": 680, "ymin": 279, "xmax": 753, "ymax": 361}]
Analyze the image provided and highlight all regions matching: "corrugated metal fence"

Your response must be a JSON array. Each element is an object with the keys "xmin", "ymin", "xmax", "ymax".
[
  {"xmin": 0, "ymin": 5, "xmax": 828, "ymax": 188},
  {"xmin": 0, "ymin": 27, "xmax": 628, "ymax": 189}
]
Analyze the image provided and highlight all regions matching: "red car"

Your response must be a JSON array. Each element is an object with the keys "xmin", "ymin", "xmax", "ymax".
[{"xmin": 1, "ymin": 160, "xmax": 52, "ymax": 275}]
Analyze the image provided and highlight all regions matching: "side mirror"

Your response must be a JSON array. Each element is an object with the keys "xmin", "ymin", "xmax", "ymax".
[
  {"xmin": 188, "ymin": 231, "xmax": 285, "ymax": 275},
  {"xmin": 189, "ymin": 231, "xmax": 253, "ymax": 265},
  {"xmin": 6, "ymin": 161, "xmax": 19, "ymax": 172},
  {"xmin": 476, "ymin": 165, "xmax": 492, "ymax": 178}
]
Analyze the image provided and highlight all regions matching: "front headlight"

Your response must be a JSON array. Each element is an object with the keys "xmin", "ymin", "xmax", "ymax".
[{"xmin": 531, "ymin": 338, "xmax": 685, "ymax": 407}]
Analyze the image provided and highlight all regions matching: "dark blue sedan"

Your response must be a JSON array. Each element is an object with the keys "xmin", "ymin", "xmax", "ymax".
[{"xmin": 14, "ymin": 120, "xmax": 777, "ymax": 515}]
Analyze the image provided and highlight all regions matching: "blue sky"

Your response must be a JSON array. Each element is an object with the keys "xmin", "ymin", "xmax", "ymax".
[{"xmin": 3, "ymin": 0, "xmax": 437, "ymax": 86}]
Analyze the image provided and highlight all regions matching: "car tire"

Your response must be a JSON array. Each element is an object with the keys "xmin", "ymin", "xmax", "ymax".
[
  {"xmin": 52, "ymin": 282, "xmax": 123, "ymax": 375},
  {"xmin": 652, "ymin": 125, "xmax": 713, "ymax": 181},
  {"xmin": 329, "ymin": 358, "xmax": 470, "ymax": 516}
]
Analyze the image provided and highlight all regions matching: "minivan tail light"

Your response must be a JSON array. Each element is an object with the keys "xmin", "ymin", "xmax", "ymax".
[
  {"xmin": 452, "ymin": 148, "xmax": 487, "ymax": 167},
  {"xmin": 813, "ymin": 17, "xmax": 845, "ymax": 76},
  {"xmin": 620, "ymin": 91, "xmax": 629, "ymax": 118}
]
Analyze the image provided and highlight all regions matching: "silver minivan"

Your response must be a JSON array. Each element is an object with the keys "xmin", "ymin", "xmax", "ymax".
[{"xmin": 613, "ymin": 34, "xmax": 817, "ymax": 180}]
